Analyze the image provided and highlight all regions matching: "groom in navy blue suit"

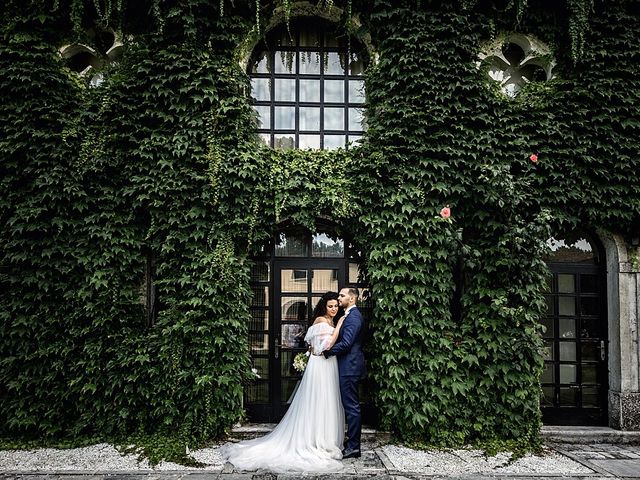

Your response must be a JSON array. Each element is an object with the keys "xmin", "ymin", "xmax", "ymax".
[{"xmin": 323, "ymin": 287, "xmax": 366, "ymax": 459}]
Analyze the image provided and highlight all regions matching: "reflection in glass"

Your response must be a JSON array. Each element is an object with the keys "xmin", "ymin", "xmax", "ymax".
[
  {"xmin": 255, "ymin": 105, "xmax": 271, "ymax": 129},
  {"xmin": 543, "ymin": 340, "xmax": 554, "ymax": 360},
  {"xmin": 252, "ymin": 357, "xmax": 269, "ymax": 379},
  {"xmin": 559, "ymin": 364, "xmax": 576, "ymax": 383},
  {"xmin": 580, "ymin": 297, "xmax": 599, "ymax": 316},
  {"xmin": 349, "ymin": 262, "xmax": 360, "ymax": 283},
  {"xmin": 299, "ymin": 30, "xmax": 319, "ymax": 47},
  {"xmin": 250, "ymin": 333, "xmax": 269, "ymax": 354},
  {"xmin": 299, "ymin": 79, "xmax": 320, "ymax": 102},
  {"xmin": 581, "ymin": 342, "xmax": 599, "ymax": 361},
  {"xmin": 299, "ymin": 134, "xmax": 320, "ymax": 149},
  {"xmin": 281, "ymin": 351, "xmax": 297, "ymax": 376},
  {"xmin": 324, "ymin": 52, "xmax": 346, "ymax": 74},
  {"xmin": 251, "ymin": 286, "xmax": 269, "ymax": 306},
  {"xmin": 347, "ymin": 135, "xmax": 362, "ymax": 147},
  {"xmin": 312, "ymin": 269, "xmax": 339, "ymax": 293},
  {"xmin": 324, "ymin": 135, "xmax": 345, "ymax": 150},
  {"xmin": 282, "ymin": 323, "xmax": 306, "ymax": 348},
  {"xmin": 251, "ymin": 78, "xmax": 271, "ymax": 101},
  {"xmin": 299, "ymin": 107, "xmax": 320, "ymax": 130},
  {"xmin": 349, "ymin": 53, "xmax": 365, "ymax": 75},
  {"xmin": 246, "ymin": 382, "xmax": 269, "ymax": 403},
  {"xmin": 349, "ymin": 107, "xmax": 365, "ymax": 130},
  {"xmin": 358, "ymin": 288, "xmax": 373, "ymax": 308},
  {"xmin": 281, "ymin": 271, "xmax": 308, "ymax": 293},
  {"xmin": 560, "ymin": 342, "xmax": 576, "ymax": 361},
  {"xmin": 581, "ymin": 364, "xmax": 598, "ymax": 384},
  {"xmin": 275, "ymin": 106, "xmax": 296, "ymax": 129},
  {"xmin": 312, "ymin": 233, "xmax": 344, "ymax": 257},
  {"xmin": 282, "ymin": 379, "xmax": 301, "ymax": 404},
  {"xmin": 325, "ymin": 80, "xmax": 345, "ymax": 103},
  {"xmin": 582, "ymin": 387, "xmax": 599, "ymax": 407},
  {"xmin": 349, "ymin": 80, "xmax": 365, "ymax": 103},
  {"xmin": 275, "ymin": 51, "xmax": 296, "ymax": 73},
  {"xmin": 251, "ymin": 261, "xmax": 270, "ymax": 282},
  {"xmin": 558, "ymin": 297, "xmax": 576, "ymax": 316},
  {"xmin": 299, "ymin": 54, "xmax": 321, "ymax": 74},
  {"xmin": 275, "ymin": 30, "xmax": 295, "ymax": 46},
  {"xmin": 580, "ymin": 318, "xmax": 598, "ymax": 338},
  {"xmin": 275, "ymin": 79, "xmax": 296, "ymax": 101},
  {"xmin": 259, "ymin": 133, "xmax": 271, "ymax": 146},
  {"xmin": 252, "ymin": 51, "xmax": 271, "ymax": 73},
  {"xmin": 275, "ymin": 232, "xmax": 307, "ymax": 256},
  {"xmin": 250, "ymin": 310, "xmax": 269, "ymax": 331},
  {"xmin": 559, "ymin": 387, "xmax": 578, "ymax": 405},
  {"xmin": 281, "ymin": 296, "xmax": 308, "ymax": 321},
  {"xmin": 545, "ymin": 296, "xmax": 555, "ymax": 315},
  {"xmin": 558, "ymin": 274, "xmax": 575, "ymax": 293},
  {"xmin": 541, "ymin": 364, "xmax": 554, "ymax": 383},
  {"xmin": 580, "ymin": 275, "xmax": 598, "ymax": 293},
  {"xmin": 541, "ymin": 386, "xmax": 554, "ymax": 406},
  {"xmin": 541, "ymin": 316, "xmax": 553, "ymax": 337},
  {"xmin": 559, "ymin": 318, "xmax": 575, "ymax": 338},
  {"xmin": 325, "ymin": 107, "xmax": 345, "ymax": 130},
  {"xmin": 274, "ymin": 134, "xmax": 295, "ymax": 150}
]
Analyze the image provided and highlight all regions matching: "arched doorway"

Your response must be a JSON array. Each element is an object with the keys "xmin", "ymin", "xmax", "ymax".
[
  {"xmin": 245, "ymin": 226, "xmax": 371, "ymax": 422},
  {"xmin": 541, "ymin": 231, "xmax": 608, "ymax": 425}
]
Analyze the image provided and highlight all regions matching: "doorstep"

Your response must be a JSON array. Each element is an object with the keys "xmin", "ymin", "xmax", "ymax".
[
  {"xmin": 230, "ymin": 423, "xmax": 391, "ymax": 444},
  {"xmin": 541, "ymin": 426, "xmax": 640, "ymax": 444}
]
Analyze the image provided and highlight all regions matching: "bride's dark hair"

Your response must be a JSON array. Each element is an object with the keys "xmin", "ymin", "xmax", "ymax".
[{"xmin": 310, "ymin": 291, "xmax": 340, "ymax": 327}]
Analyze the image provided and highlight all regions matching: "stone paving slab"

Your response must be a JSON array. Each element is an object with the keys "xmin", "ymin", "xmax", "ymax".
[{"xmin": 589, "ymin": 460, "xmax": 640, "ymax": 477}]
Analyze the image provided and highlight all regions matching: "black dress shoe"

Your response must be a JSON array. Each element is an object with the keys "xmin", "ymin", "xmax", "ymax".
[{"xmin": 342, "ymin": 448, "xmax": 361, "ymax": 459}]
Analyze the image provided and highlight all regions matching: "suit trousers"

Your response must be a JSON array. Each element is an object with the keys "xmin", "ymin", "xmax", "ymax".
[{"xmin": 339, "ymin": 375, "xmax": 361, "ymax": 451}]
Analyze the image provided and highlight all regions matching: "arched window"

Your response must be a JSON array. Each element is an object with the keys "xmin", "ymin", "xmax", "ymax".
[{"xmin": 248, "ymin": 20, "xmax": 367, "ymax": 150}]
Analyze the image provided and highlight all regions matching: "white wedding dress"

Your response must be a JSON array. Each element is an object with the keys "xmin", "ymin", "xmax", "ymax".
[{"xmin": 221, "ymin": 322, "xmax": 344, "ymax": 473}]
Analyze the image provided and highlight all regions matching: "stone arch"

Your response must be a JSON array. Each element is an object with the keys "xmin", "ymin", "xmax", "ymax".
[{"xmin": 235, "ymin": 1, "xmax": 377, "ymax": 73}]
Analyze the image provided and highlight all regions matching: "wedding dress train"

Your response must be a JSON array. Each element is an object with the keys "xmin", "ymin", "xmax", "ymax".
[{"xmin": 221, "ymin": 322, "xmax": 345, "ymax": 473}]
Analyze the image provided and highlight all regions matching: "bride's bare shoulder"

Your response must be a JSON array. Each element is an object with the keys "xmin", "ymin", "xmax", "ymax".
[{"xmin": 312, "ymin": 317, "xmax": 330, "ymax": 326}]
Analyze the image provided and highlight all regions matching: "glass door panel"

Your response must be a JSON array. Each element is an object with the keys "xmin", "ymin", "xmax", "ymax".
[
  {"xmin": 541, "ymin": 263, "xmax": 607, "ymax": 425},
  {"xmin": 246, "ymin": 228, "xmax": 369, "ymax": 422}
]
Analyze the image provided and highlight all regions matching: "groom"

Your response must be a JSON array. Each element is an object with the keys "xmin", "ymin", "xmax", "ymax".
[{"xmin": 324, "ymin": 287, "xmax": 366, "ymax": 459}]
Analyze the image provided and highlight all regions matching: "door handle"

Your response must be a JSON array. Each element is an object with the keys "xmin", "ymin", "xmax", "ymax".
[
  {"xmin": 275, "ymin": 337, "xmax": 280, "ymax": 359},
  {"xmin": 600, "ymin": 340, "xmax": 606, "ymax": 361}
]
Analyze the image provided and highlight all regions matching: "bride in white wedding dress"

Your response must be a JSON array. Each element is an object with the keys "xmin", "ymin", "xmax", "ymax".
[{"xmin": 221, "ymin": 292, "xmax": 346, "ymax": 473}]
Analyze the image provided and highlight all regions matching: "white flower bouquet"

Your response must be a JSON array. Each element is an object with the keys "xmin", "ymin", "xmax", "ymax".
[{"xmin": 293, "ymin": 351, "xmax": 310, "ymax": 372}]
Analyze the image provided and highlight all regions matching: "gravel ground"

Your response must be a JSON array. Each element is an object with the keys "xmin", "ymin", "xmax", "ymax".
[
  {"xmin": 382, "ymin": 444, "xmax": 593, "ymax": 475},
  {"xmin": 0, "ymin": 442, "xmax": 591, "ymax": 475}
]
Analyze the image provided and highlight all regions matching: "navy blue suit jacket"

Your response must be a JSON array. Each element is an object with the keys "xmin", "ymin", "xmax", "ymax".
[{"xmin": 325, "ymin": 306, "xmax": 366, "ymax": 378}]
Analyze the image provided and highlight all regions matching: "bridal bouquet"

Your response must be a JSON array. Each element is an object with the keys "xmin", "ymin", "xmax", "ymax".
[{"xmin": 293, "ymin": 351, "xmax": 310, "ymax": 372}]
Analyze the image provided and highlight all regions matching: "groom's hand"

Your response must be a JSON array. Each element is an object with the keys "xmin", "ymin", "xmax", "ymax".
[{"xmin": 322, "ymin": 350, "xmax": 331, "ymax": 359}]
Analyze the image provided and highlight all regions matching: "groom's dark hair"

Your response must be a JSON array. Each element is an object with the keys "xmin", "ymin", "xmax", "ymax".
[{"xmin": 347, "ymin": 287, "xmax": 359, "ymax": 299}]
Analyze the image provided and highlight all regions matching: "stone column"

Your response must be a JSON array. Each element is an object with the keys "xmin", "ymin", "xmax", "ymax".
[{"xmin": 603, "ymin": 232, "xmax": 640, "ymax": 430}]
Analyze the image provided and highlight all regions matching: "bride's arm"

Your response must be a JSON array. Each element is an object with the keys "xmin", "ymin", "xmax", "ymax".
[{"xmin": 322, "ymin": 316, "xmax": 345, "ymax": 350}]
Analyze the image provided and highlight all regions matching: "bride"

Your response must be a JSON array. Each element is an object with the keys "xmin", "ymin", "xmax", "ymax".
[{"xmin": 221, "ymin": 291, "xmax": 346, "ymax": 473}]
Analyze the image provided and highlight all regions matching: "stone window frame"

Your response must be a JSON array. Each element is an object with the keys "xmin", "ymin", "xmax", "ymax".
[{"xmin": 477, "ymin": 32, "xmax": 555, "ymax": 98}]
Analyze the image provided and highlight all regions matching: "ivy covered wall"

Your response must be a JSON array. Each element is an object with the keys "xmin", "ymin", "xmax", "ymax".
[{"xmin": 1, "ymin": 0, "xmax": 639, "ymax": 447}]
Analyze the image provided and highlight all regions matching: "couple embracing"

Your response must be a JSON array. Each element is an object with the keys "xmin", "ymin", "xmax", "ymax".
[{"xmin": 222, "ymin": 288, "xmax": 366, "ymax": 473}]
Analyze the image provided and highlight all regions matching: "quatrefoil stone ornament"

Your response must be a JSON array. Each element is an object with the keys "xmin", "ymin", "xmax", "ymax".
[{"xmin": 477, "ymin": 33, "xmax": 555, "ymax": 97}]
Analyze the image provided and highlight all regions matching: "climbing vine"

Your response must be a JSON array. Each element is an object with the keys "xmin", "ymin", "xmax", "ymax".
[{"xmin": 1, "ymin": 0, "xmax": 639, "ymax": 462}]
